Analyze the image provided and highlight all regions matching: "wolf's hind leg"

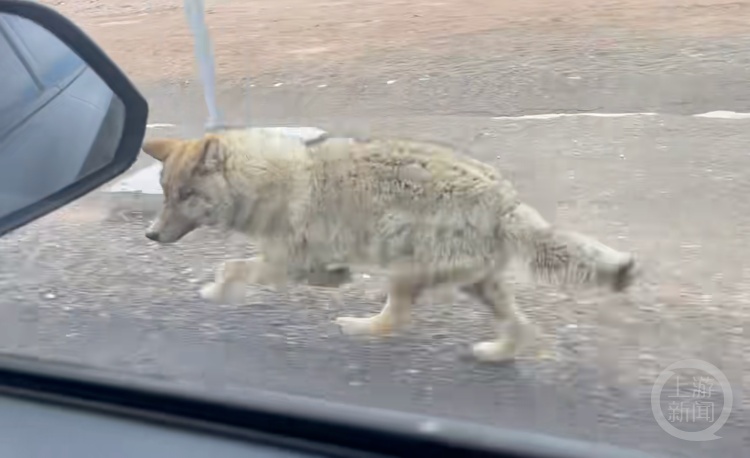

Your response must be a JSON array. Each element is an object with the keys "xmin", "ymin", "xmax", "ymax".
[
  {"xmin": 334, "ymin": 264, "xmax": 487, "ymax": 337},
  {"xmin": 459, "ymin": 273, "xmax": 535, "ymax": 363}
]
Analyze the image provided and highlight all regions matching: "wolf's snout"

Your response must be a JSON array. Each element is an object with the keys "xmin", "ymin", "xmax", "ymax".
[
  {"xmin": 144, "ymin": 211, "xmax": 196, "ymax": 244},
  {"xmin": 145, "ymin": 230, "xmax": 161, "ymax": 242}
]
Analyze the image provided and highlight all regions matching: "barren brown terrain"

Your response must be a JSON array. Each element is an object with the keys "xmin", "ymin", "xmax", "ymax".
[{"xmin": 43, "ymin": 0, "xmax": 750, "ymax": 83}]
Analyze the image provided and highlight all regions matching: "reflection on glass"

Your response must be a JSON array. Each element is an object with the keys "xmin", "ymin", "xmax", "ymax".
[{"xmin": 0, "ymin": 13, "xmax": 124, "ymax": 218}]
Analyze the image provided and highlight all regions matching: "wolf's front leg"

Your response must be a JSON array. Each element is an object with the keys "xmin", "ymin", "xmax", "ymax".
[
  {"xmin": 334, "ymin": 264, "xmax": 486, "ymax": 337},
  {"xmin": 200, "ymin": 256, "xmax": 287, "ymax": 304}
]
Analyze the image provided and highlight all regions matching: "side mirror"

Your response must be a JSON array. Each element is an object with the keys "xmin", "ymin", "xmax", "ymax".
[{"xmin": 0, "ymin": 1, "xmax": 148, "ymax": 237}]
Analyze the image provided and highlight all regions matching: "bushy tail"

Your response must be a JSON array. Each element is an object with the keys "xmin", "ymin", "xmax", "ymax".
[{"xmin": 502, "ymin": 203, "xmax": 636, "ymax": 291}]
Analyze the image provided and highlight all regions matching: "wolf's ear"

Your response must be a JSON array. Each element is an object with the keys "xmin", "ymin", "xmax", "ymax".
[
  {"xmin": 196, "ymin": 135, "xmax": 225, "ymax": 174},
  {"xmin": 142, "ymin": 138, "xmax": 178, "ymax": 162}
]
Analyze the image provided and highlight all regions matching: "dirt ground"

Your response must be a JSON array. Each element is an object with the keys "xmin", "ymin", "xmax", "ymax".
[{"xmin": 41, "ymin": 0, "xmax": 750, "ymax": 85}]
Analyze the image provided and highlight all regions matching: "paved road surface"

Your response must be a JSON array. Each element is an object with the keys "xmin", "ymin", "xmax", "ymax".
[
  {"xmin": 2, "ymin": 113, "xmax": 749, "ymax": 457},
  {"xmin": 4, "ymin": 1, "xmax": 750, "ymax": 457}
]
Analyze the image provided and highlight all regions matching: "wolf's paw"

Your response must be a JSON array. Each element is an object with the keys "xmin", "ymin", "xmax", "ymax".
[
  {"xmin": 335, "ymin": 315, "xmax": 393, "ymax": 336},
  {"xmin": 472, "ymin": 321, "xmax": 535, "ymax": 363},
  {"xmin": 471, "ymin": 340, "xmax": 519, "ymax": 363},
  {"xmin": 199, "ymin": 282, "xmax": 223, "ymax": 303},
  {"xmin": 613, "ymin": 255, "xmax": 638, "ymax": 292},
  {"xmin": 199, "ymin": 281, "xmax": 246, "ymax": 304}
]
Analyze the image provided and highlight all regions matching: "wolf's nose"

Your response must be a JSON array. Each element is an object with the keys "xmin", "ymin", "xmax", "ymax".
[{"xmin": 145, "ymin": 231, "xmax": 160, "ymax": 242}]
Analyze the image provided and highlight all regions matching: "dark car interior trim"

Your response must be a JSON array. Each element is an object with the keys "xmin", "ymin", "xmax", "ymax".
[{"xmin": 0, "ymin": 353, "xmax": 656, "ymax": 458}]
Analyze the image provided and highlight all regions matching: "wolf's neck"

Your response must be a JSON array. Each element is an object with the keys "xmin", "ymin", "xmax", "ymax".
[{"xmin": 225, "ymin": 157, "xmax": 308, "ymax": 238}]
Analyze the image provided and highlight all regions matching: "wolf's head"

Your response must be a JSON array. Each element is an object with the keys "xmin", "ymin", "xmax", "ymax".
[{"xmin": 141, "ymin": 135, "xmax": 234, "ymax": 243}]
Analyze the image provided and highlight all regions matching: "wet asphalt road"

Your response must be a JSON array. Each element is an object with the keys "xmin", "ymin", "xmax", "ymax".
[{"xmin": 2, "ymin": 20, "xmax": 750, "ymax": 458}]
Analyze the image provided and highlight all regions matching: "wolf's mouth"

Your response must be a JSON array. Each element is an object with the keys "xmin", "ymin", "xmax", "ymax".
[{"xmin": 145, "ymin": 221, "xmax": 198, "ymax": 244}]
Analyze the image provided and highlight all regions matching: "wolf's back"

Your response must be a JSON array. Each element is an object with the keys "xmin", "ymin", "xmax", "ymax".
[{"xmin": 306, "ymin": 136, "xmax": 521, "ymax": 216}]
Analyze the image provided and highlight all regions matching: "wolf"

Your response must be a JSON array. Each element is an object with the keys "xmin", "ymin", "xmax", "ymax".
[{"xmin": 141, "ymin": 128, "xmax": 637, "ymax": 363}]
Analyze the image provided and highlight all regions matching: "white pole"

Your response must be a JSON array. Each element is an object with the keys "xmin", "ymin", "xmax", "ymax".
[{"xmin": 183, "ymin": 0, "xmax": 224, "ymax": 130}]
